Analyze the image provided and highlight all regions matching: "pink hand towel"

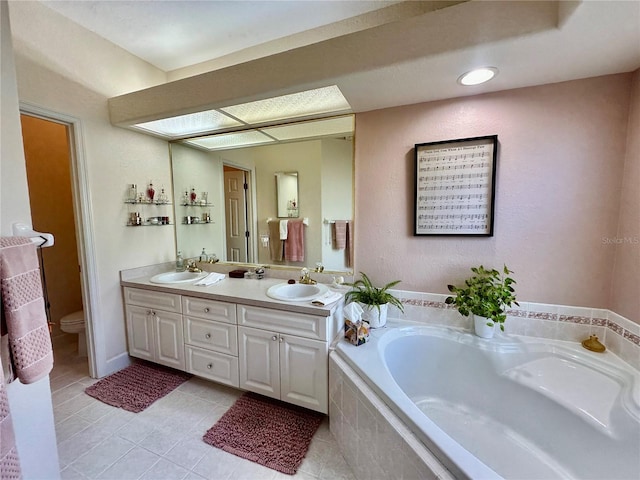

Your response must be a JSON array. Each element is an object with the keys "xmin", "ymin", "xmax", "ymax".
[
  {"xmin": 284, "ymin": 220, "xmax": 304, "ymax": 262},
  {"xmin": 0, "ymin": 237, "xmax": 53, "ymax": 384},
  {"xmin": 0, "ymin": 357, "xmax": 21, "ymax": 479}
]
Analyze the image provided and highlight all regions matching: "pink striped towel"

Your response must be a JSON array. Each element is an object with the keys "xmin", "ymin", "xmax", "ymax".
[
  {"xmin": 0, "ymin": 358, "xmax": 21, "ymax": 479},
  {"xmin": 284, "ymin": 220, "xmax": 304, "ymax": 262},
  {"xmin": 0, "ymin": 237, "xmax": 53, "ymax": 385}
]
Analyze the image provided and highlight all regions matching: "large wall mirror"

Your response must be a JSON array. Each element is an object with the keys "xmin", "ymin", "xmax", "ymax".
[{"xmin": 170, "ymin": 115, "xmax": 354, "ymax": 273}]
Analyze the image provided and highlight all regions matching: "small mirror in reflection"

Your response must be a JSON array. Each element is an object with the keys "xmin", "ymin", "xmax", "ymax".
[{"xmin": 275, "ymin": 172, "xmax": 299, "ymax": 218}]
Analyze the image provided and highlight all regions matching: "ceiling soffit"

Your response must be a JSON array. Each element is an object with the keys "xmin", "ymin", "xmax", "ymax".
[{"xmin": 109, "ymin": 1, "xmax": 561, "ymax": 127}]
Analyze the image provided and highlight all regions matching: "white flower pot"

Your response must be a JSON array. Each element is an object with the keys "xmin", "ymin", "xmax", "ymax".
[
  {"xmin": 360, "ymin": 303, "xmax": 388, "ymax": 328},
  {"xmin": 474, "ymin": 315, "xmax": 496, "ymax": 339}
]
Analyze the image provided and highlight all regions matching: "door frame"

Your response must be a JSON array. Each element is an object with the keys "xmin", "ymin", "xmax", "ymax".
[
  {"xmin": 222, "ymin": 162, "xmax": 257, "ymax": 263},
  {"xmin": 20, "ymin": 102, "xmax": 100, "ymax": 378}
]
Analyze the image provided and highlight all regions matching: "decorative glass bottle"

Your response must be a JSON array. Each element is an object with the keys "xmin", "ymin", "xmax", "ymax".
[
  {"xmin": 190, "ymin": 188, "xmax": 197, "ymax": 204},
  {"xmin": 128, "ymin": 184, "xmax": 137, "ymax": 203},
  {"xmin": 147, "ymin": 182, "xmax": 155, "ymax": 202}
]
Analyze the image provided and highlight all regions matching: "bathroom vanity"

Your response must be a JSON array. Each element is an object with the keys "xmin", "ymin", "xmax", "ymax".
[{"xmin": 120, "ymin": 269, "xmax": 344, "ymax": 414}]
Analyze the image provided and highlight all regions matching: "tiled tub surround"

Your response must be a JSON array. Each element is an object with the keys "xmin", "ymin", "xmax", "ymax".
[
  {"xmin": 390, "ymin": 290, "xmax": 639, "ymax": 371},
  {"xmin": 330, "ymin": 292, "xmax": 639, "ymax": 480}
]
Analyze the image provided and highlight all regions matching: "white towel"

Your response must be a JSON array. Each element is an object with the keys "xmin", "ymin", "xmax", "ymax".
[
  {"xmin": 279, "ymin": 220, "xmax": 288, "ymax": 240},
  {"xmin": 311, "ymin": 291, "xmax": 342, "ymax": 306},
  {"xmin": 195, "ymin": 272, "xmax": 225, "ymax": 286}
]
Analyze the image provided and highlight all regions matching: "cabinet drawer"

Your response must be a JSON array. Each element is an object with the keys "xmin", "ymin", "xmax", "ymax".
[
  {"xmin": 182, "ymin": 297, "xmax": 236, "ymax": 324},
  {"xmin": 124, "ymin": 287, "xmax": 181, "ymax": 313},
  {"xmin": 184, "ymin": 316, "xmax": 238, "ymax": 356},
  {"xmin": 186, "ymin": 346, "xmax": 239, "ymax": 388},
  {"xmin": 238, "ymin": 305, "xmax": 327, "ymax": 341}
]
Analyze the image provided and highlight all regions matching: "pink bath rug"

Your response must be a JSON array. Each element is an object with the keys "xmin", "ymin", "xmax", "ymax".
[
  {"xmin": 202, "ymin": 392, "xmax": 324, "ymax": 475},
  {"xmin": 85, "ymin": 361, "xmax": 191, "ymax": 412}
]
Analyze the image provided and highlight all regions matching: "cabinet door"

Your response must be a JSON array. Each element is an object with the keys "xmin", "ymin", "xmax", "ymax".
[
  {"xmin": 280, "ymin": 335, "xmax": 328, "ymax": 414},
  {"xmin": 238, "ymin": 326, "xmax": 280, "ymax": 400},
  {"xmin": 153, "ymin": 310, "xmax": 185, "ymax": 370},
  {"xmin": 125, "ymin": 305, "xmax": 155, "ymax": 361}
]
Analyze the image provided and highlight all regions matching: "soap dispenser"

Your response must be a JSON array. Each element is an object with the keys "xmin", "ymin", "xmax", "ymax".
[
  {"xmin": 176, "ymin": 251, "xmax": 185, "ymax": 272},
  {"xmin": 199, "ymin": 248, "xmax": 207, "ymax": 262}
]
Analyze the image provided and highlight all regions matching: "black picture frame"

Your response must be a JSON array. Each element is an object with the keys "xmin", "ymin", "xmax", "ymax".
[{"xmin": 414, "ymin": 135, "xmax": 498, "ymax": 236}]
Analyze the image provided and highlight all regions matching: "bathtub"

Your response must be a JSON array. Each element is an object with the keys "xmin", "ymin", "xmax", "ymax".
[{"xmin": 333, "ymin": 323, "xmax": 640, "ymax": 479}]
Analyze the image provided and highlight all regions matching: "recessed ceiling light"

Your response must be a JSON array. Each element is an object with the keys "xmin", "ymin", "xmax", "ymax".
[{"xmin": 458, "ymin": 67, "xmax": 498, "ymax": 86}]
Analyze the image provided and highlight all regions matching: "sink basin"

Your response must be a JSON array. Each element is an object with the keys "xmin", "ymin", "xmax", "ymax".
[
  {"xmin": 266, "ymin": 282, "xmax": 329, "ymax": 302},
  {"xmin": 149, "ymin": 271, "xmax": 207, "ymax": 284}
]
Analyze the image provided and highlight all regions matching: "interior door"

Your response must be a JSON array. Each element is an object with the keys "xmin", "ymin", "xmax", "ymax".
[{"xmin": 224, "ymin": 168, "xmax": 248, "ymax": 262}]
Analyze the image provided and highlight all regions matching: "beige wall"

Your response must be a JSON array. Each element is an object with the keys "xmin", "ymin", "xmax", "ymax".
[
  {"xmin": 21, "ymin": 115, "xmax": 83, "ymax": 330},
  {"xmin": 171, "ymin": 143, "xmax": 225, "ymax": 260},
  {"xmin": 1, "ymin": 0, "xmax": 31, "ymax": 235},
  {"xmin": 611, "ymin": 70, "xmax": 640, "ymax": 323},
  {"xmin": 354, "ymin": 73, "xmax": 636, "ymax": 321},
  {"xmin": 221, "ymin": 140, "xmax": 323, "ymax": 267},
  {"xmin": 7, "ymin": 1, "xmax": 174, "ymax": 376}
]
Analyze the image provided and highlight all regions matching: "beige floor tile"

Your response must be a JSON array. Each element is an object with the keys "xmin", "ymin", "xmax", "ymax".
[
  {"xmin": 52, "ymin": 347, "xmax": 354, "ymax": 480},
  {"xmin": 96, "ymin": 446, "xmax": 160, "ymax": 480},
  {"xmin": 139, "ymin": 457, "xmax": 190, "ymax": 480},
  {"xmin": 70, "ymin": 435, "xmax": 135, "ymax": 478}
]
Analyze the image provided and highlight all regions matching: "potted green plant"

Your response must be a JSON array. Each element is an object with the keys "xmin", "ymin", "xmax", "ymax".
[
  {"xmin": 445, "ymin": 265, "xmax": 518, "ymax": 338},
  {"xmin": 344, "ymin": 272, "xmax": 404, "ymax": 328}
]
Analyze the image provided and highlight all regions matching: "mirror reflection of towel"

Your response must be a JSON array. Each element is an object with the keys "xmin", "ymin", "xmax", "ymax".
[
  {"xmin": 279, "ymin": 220, "xmax": 288, "ymax": 240},
  {"xmin": 333, "ymin": 221, "xmax": 347, "ymax": 249},
  {"xmin": 346, "ymin": 221, "xmax": 353, "ymax": 268},
  {"xmin": 284, "ymin": 220, "xmax": 304, "ymax": 262},
  {"xmin": 268, "ymin": 221, "xmax": 284, "ymax": 261}
]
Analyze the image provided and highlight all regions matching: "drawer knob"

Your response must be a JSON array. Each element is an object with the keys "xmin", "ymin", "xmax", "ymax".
[
  {"xmin": 280, "ymin": 336, "xmax": 284, "ymax": 343},
  {"xmin": 272, "ymin": 335, "xmax": 277, "ymax": 341},
  {"xmin": 207, "ymin": 363, "xmax": 213, "ymax": 369},
  {"xmin": 205, "ymin": 333, "xmax": 211, "ymax": 339},
  {"xmin": 204, "ymin": 307, "xmax": 210, "ymax": 313}
]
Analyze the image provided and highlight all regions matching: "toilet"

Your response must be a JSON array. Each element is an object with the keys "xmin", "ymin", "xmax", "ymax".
[{"xmin": 59, "ymin": 310, "xmax": 86, "ymax": 356}]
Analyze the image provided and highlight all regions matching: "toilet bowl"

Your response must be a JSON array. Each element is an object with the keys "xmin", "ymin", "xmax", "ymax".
[{"xmin": 59, "ymin": 310, "xmax": 86, "ymax": 356}]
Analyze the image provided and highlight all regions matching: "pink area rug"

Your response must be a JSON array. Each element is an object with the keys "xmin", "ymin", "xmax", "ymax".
[
  {"xmin": 85, "ymin": 361, "xmax": 191, "ymax": 412},
  {"xmin": 202, "ymin": 392, "xmax": 324, "ymax": 475}
]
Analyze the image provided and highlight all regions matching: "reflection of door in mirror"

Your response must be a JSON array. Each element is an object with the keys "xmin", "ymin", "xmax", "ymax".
[
  {"xmin": 275, "ymin": 172, "xmax": 299, "ymax": 218},
  {"xmin": 223, "ymin": 165, "xmax": 252, "ymax": 263}
]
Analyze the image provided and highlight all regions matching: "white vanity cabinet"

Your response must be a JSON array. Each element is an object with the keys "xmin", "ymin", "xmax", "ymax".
[
  {"xmin": 182, "ymin": 296, "xmax": 240, "ymax": 387},
  {"xmin": 238, "ymin": 305, "xmax": 331, "ymax": 413},
  {"xmin": 124, "ymin": 288, "xmax": 185, "ymax": 370},
  {"xmin": 122, "ymin": 281, "xmax": 342, "ymax": 415}
]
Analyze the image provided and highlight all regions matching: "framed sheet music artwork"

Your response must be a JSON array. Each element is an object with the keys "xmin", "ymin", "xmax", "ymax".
[{"xmin": 414, "ymin": 135, "xmax": 498, "ymax": 236}]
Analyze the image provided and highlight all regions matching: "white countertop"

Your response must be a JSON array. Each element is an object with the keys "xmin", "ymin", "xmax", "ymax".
[{"xmin": 121, "ymin": 271, "xmax": 345, "ymax": 317}]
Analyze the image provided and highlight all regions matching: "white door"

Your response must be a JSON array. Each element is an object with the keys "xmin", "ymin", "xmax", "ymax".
[
  {"xmin": 224, "ymin": 168, "xmax": 248, "ymax": 262},
  {"xmin": 125, "ymin": 305, "xmax": 155, "ymax": 361},
  {"xmin": 238, "ymin": 326, "xmax": 280, "ymax": 399},
  {"xmin": 280, "ymin": 335, "xmax": 328, "ymax": 413},
  {"xmin": 153, "ymin": 311, "xmax": 185, "ymax": 370}
]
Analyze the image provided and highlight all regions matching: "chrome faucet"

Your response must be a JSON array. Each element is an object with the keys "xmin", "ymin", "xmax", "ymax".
[{"xmin": 299, "ymin": 267, "xmax": 317, "ymax": 285}]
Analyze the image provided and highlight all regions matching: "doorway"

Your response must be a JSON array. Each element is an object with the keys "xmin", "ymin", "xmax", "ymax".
[
  {"xmin": 223, "ymin": 165, "xmax": 253, "ymax": 263},
  {"xmin": 20, "ymin": 113, "xmax": 87, "ymax": 377}
]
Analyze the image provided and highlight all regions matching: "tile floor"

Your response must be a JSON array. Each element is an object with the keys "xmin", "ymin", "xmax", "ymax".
[{"xmin": 50, "ymin": 334, "xmax": 355, "ymax": 480}]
